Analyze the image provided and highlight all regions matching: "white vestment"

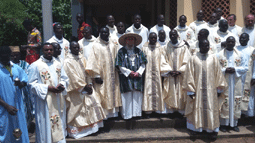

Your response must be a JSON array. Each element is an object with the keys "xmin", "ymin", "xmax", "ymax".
[
  {"xmin": 209, "ymin": 30, "xmax": 239, "ymax": 53},
  {"xmin": 174, "ymin": 25, "xmax": 196, "ymax": 46},
  {"xmin": 216, "ymin": 49, "xmax": 247, "ymax": 127},
  {"xmin": 241, "ymin": 27, "xmax": 255, "ymax": 47},
  {"xmin": 189, "ymin": 20, "xmax": 208, "ymax": 39},
  {"xmin": 158, "ymin": 40, "xmax": 169, "ymax": 47},
  {"xmin": 126, "ymin": 24, "xmax": 149, "ymax": 49},
  {"xmin": 47, "ymin": 35, "xmax": 70, "ymax": 60},
  {"xmin": 117, "ymin": 32, "xmax": 125, "ymax": 49},
  {"xmin": 78, "ymin": 36, "xmax": 96, "ymax": 60},
  {"xmin": 149, "ymin": 24, "xmax": 171, "ymax": 42},
  {"xmin": 106, "ymin": 25, "xmax": 119, "ymax": 41},
  {"xmin": 207, "ymin": 23, "xmax": 218, "ymax": 37},
  {"xmin": 228, "ymin": 25, "xmax": 242, "ymax": 38},
  {"xmin": 28, "ymin": 56, "xmax": 69, "ymax": 143}
]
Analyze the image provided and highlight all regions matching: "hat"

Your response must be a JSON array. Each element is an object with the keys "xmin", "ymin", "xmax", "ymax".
[
  {"xmin": 118, "ymin": 33, "xmax": 142, "ymax": 46},
  {"xmin": 9, "ymin": 46, "xmax": 20, "ymax": 53}
]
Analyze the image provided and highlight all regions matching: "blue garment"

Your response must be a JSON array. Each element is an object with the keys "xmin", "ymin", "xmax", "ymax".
[{"xmin": 0, "ymin": 62, "xmax": 29, "ymax": 143}]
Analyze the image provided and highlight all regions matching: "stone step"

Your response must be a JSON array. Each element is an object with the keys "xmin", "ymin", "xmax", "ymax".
[
  {"xmin": 104, "ymin": 117, "xmax": 186, "ymax": 130},
  {"xmin": 29, "ymin": 125, "xmax": 255, "ymax": 143}
]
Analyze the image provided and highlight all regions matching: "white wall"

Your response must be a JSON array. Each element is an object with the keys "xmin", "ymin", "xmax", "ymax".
[
  {"xmin": 42, "ymin": 0, "xmax": 53, "ymax": 42},
  {"xmin": 71, "ymin": 0, "xmax": 84, "ymax": 37}
]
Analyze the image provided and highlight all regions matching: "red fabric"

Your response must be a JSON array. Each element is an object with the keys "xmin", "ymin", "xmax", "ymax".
[
  {"xmin": 77, "ymin": 22, "xmax": 91, "ymax": 40},
  {"xmin": 25, "ymin": 49, "xmax": 39, "ymax": 64}
]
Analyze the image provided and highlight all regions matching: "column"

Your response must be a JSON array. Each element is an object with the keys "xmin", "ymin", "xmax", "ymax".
[
  {"xmin": 71, "ymin": 0, "xmax": 83, "ymax": 37},
  {"xmin": 42, "ymin": 0, "xmax": 53, "ymax": 42}
]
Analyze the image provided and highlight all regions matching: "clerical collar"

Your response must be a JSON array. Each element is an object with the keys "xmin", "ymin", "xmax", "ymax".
[
  {"xmin": 41, "ymin": 55, "xmax": 55, "ymax": 63},
  {"xmin": 106, "ymin": 25, "xmax": 116, "ymax": 30},
  {"xmin": 53, "ymin": 35, "xmax": 63, "ymax": 43},
  {"xmin": 217, "ymin": 30, "xmax": 229, "ymax": 35},
  {"xmin": 176, "ymin": 25, "xmax": 188, "ymax": 31},
  {"xmin": 84, "ymin": 36, "xmax": 95, "ymax": 42},
  {"xmin": 99, "ymin": 37, "xmax": 109, "ymax": 45},
  {"xmin": 0, "ymin": 61, "xmax": 13, "ymax": 68},
  {"xmin": 195, "ymin": 20, "xmax": 205, "ymax": 24},
  {"xmin": 208, "ymin": 22, "xmax": 217, "ymax": 27},
  {"xmin": 156, "ymin": 24, "xmax": 164, "ymax": 28},
  {"xmin": 132, "ymin": 24, "xmax": 143, "ymax": 31}
]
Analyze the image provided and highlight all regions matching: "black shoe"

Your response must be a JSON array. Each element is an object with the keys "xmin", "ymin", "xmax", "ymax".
[
  {"xmin": 232, "ymin": 126, "xmax": 240, "ymax": 132},
  {"xmin": 208, "ymin": 132, "xmax": 218, "ymax": 140},
  {"xmin": 220, "ymin": 126, "xmax": 227, "ymax": 132},
  {"xmin": 190, "ymin": 130, "xmax": 198, "ymax": 136}
]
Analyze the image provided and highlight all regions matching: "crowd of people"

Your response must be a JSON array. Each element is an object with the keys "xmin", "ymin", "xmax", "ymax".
[{"xmin": 1, "ymin": 7, "xmax": 255, "ymax": 142}]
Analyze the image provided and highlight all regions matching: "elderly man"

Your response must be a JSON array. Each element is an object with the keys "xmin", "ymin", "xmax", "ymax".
[
  {"xmin": 0, "ymin": 46, "xmax": 29, "ymax": 143},
  {"xmin": 142, "ymin": 32, "xmax": 171, "ymax": 116},
  {"xmin": 116, "ymin": 33, "xmax": 147, "ymax": 120},
  {"xmin": 174, "ymin": 15, "xmax": 196, "ymax": 46},
  {"xmin": 21, "ymin": 19, "xmax": 42, "ymax": 64},
  {"xmin": 28, "ymin": 43, "xmax": 69, "ymax": 143},
  {"xmin": 86, "ymin": 27, "xmax": 121, "ymax": 119},
  {"xmin": 47, "ymin": 23, "xmax": 70, "ymax": 60},
  {"xmin": 116, "ymin": 22, "xmax": 126, "ymax": 49},
  {"xmin": 76, "ymin": 13, "xmax": 90, "ymax": 40},
  {"xmin": 241, "ymin": 14, "xmax": 255, "ymax": 47},
  {"xmin": 126, "ymin": 14, "xmax": 149, "ymax": 49},
  {"xmin": 149, "ymin": 14, "xmax": 171, "ymax": 41},
  {"xmin": 106, "ymin": 15, "xmax": 118, "ymax": 41},
  {"xmin": 228, "ymin": 14, "xmax": 242, "ymax": 38},
  {"xmin": 190, "ymin": 29, "xmax": 217, "ymax": 55},
  {"xmin": 189, "ymin": 10, "xmax": 208, "ymax": 39},
  {"xmin": 183, "ymin": 39, "xmax": 227, "ymax": 139},
  {"xmin": 162, "ymin": 30, "xmax": 191, "ymax": 115},
  {"xmin": 64, "ymin": 41, "xmax": 105, "ymax": 138},
  {"xmin": 216, "ymin": 36, "xmax": 247, "ymax": 132},
  {"xmin": 78, "ymin": 26, "xmax": 96, "ymax": 60},
  {"xmin": 236, "ymin": 33, "xmax": 255, "ymax": 117},
  {"xmin": 209, "ymin": 19, "xmax": 238, "ymax": 53}
]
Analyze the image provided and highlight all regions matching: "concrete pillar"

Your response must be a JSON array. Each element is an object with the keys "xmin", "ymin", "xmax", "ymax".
[
  {"xmin": 71, "ymin": 0, "xmax": 83, "ymax": 37},
  {"xmin": 177, "ymin": 0, "xmax": 202, "ymax": 26},
  {"xmin": 165, "ymin": 0, "xmax": 170, "ymax": 27},
  {"xmin": 42, "ymin": 0, "xmax": 53, "ymax": 42},
  {"xmin": 230, "ymin": 0, "xmax": 250, "ymax": 27}
]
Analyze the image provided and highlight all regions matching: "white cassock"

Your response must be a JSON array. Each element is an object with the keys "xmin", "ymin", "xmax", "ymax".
[
  {"xmin": 149, "ymin": 24, "xmax": 171, "ymax": 41},
  {"xmin": 209, "ymin": 30, "xmax": 239, "ymax": 53},
  {"xmin": 78, "ymin": 36, "xmax": 96, "ymax": 60},
  {"xmin": 217, "ymin": 16, "xmax": 226, "ymax": 24},
  {"xmin": 189, "ymin": 20, "xmax": 208, "ymax": 39},
  {"xmin": 174, "ymin": 25, "xmax": 196, "ymax": 46},
  {"xmin": 207, "ymin": 23, "xmax": 218, "ymax": 37},
  {"xmin": 106, "ymin": 25, "xmax": 118, "ymax": 41},
  {"xmin": 28, "ymin": 56, "xmax": 69, "ymax": 143},
  {"xmin": 216, "ymin": 49, "xmax": 247, "ymax": 127},
  {"xmin": 241, "ymin": 27, "xmax": 255, "ymax": 47},
  {"xmin": 47, "ymin": 35, "xmax": 70, "ymax": 60},
  {"xmin": 158, "ymin": 40, "xmax": 169, "ymax": 47},
  {"xmin": 126, "ymin": 24, "xmax": 149, "ymax": 49},
  {"xmin": 189, "ymin": 40, "xmax": 217, "ymax": 55},
  {"xmin": 117, "ymin": 32, "xmax": 125, "ymax": 49},
  {"xmin": 228, "ymin": 25, "xmax": 242, "ymax": 38}
]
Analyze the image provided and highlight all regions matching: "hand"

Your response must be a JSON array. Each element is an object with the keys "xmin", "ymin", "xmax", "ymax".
[
  {"xmin": 175, "ymin": 71, "xmax": 181, "ymax": 75},
  {"xmin": 189, "ymin": 93, "xmax": 195, "ymax": 99},
  {"xmin": 6, "ymin": 105, "xmax": 18, "ymax": 115},
  {"xmin": 84, "ymin": 84, "xmax": 93, "ymax": 94},
  {"xmin": 129, "ymin": 71, "xmax": 135, "ymax": 78},
  {"xmin": 226, "ymin": 67, "xmax": 235, "ymax": 73},
  {"xmin": 95, "ymin": 78, "xmax": 103, "ymax": 84},
  {"xmin": 56, "ymin": 84, "xmax": 65, "ymax": 92},
  {"xmin": 133, "ymin": 72, "xmax": 140, "ymax": 78},
  {"xmin": 251, "ymin": 79, "xmax": 255, "ymax": 85},
  {"xmin": 14, "ymin": 79, "xmax": 27, "ymax": 89},
  {"xmin": 48, "ymin": 86, "xmax": 61, "ymax": 93},
  {"xmin": 169, "ymin": 71, "xmax": 176, "ymax": 77}
]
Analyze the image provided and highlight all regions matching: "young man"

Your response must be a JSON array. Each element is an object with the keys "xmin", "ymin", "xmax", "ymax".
[
  {"xmin": 86, "ymin": 27, "xmax": 121, "ymax": 119},
  {"xmin": 189, "ymin": 10, "xmax": 208, "ymax": 39},
  {"xmin": 126, "ymin": 14, "xmax": 149, "ymax": 49},
  {"xmin": 76, "ymin": 13, "xmax": 90, "ymax": 40},
  {"xmin": 149, "ymin": 14, "xmax": 171, "ymax": 41},
  {"xmin": 216, "ymin": 36, "xmax": 247, "ymax": 132},
  {"xmin": 207, "ymin": 13, "xmax": 218, "ymax": 36},
  {"xmin": 22, "ymin": 19, "xmax": 42, "ymax": 64},
  {"xmin": 106, "ymin": 15, "xmax": 118, "ymax": 41},
  {"xmin": 116, "ymin": 33, "xmax": 147, "ymax": 120},
  {"xmin": 28, "ymin": 43, "xmax": 69, "ymax": 142},
  {"xmin": 47, "ymin": 23, "xmax": 70, "ymax": 60},
  {"xmin": 183, "ymin": 39, "xmax": 227, "ymax": 139},
  {"xmin": 52, "ymin": 42, "xmax": 63, "ymax": 65},
  {"xmin": 142, "ymin": 32, "xmax": 171, "ymax": 115},
  {"xmin": 162, "ymin": 30, "xmax": 191, "ymax": 115},
  {"xmin": 78, "ymin": 26, "xmax": 97, "ymax": 60},
  {"xmin": 116, "ymin": 22, "xmax": 126, "ymax": 49},
  {"xmin": 174, "ymin": 15, "xmax": 196, "ymax": 46},
  {"xmin": 158, "ymin": 30, "xmax": 169, "ymax": 47},
  {"xmin": 0, "ymin": 46, "xmax": 29, "ymax": 143},
  {"xmin": 64, "ymin": 41, "xmax": 105, "ymax": 138}
]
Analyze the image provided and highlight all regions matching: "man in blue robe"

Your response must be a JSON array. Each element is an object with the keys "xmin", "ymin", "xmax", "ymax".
[{"xmin": 0, "ymin": 46, "xmax": 29, "ymax": 142}]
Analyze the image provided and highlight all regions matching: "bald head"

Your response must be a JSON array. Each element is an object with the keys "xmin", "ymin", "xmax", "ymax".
[
  {"xmin": 179, "ymin": 15, "xmax": 187, "ymax": 27},
  {"xmin": 219, "ymin": 19, "xmax": 228, "ymax": 32},
  {"xmin": 209, "ymin": 13, "xmax": 218, "ymax": 25},
  {"xmin": 214, "ymin": 7, "xmax": 223, "ymax": 20},
  {"xmin": 197, "ymin": 10, "xmax": 204, "ymax": 21},
  {"xmin": 106, "ymin": 15, "xmax": 115, "ymax": 27},
  {"xmin": 245, "ymin": 14, "xmax": 255, "ymax": 29},
  {"xmin": 157, "ymin": 14, "xmax": 165, "ymax": 26}
]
